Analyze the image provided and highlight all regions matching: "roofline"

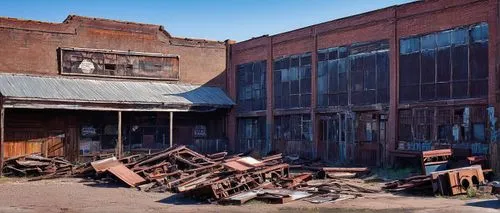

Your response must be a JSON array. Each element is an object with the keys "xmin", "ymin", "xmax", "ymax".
[
  {"xmin": 1, "ymin": 14, "xmax": 229, "ymax": 44},
  {"xmin": 236, "ymin": 1, "xmax": 418, "ymax": 44},
  {"xmin": 0, "ymin": 72, "xmax": 228, "ymax": 90}
]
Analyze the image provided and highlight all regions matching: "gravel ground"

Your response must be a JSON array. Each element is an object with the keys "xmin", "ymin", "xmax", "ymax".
[{"xmin": 0, "ymin": 178, "xmax": 498, "ymax": 213}]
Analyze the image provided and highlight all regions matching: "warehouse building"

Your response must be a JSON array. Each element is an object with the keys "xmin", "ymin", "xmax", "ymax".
[{"xmin": 227, "ymin": 0, "xmax": 499, "ymax": 170}]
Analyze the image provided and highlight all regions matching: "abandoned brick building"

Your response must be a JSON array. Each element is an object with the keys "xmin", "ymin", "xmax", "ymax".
[
  {"xmin": 227, "ymin": 0, "xmax": 500, "ymax": 170},
  {"xmin": 0, "ymin": 15, "xmax": 234, "ymax": 171},
  {"xmin": 0, "ymin": 0, "xmax": 499, "ymax": 173}
]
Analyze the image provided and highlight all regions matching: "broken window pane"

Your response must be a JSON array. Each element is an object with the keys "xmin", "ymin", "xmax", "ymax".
[
  {"xmin": 400, "ymin": 37, "xmax": 420, "ymax": 54},
  {"xmin": 274, "ymin": 53, "xmax": 312, "ymax": 109},
  {"xmin": 238, "ymin": 117, "xmax": 266, "ymax": 152},
  {"xmin": 471, "ymin": 23, "xmax": 488, "ymax": 42},
  {"xmin": 318, "ymin": 40, "xmax": 389, "ymax": 107},
  {"xmin": 437, "ymin": 31, "xmax": 451, "ymax": 47},
  {"xmin": 452, "ymin": 45, "xmax": 468, "ymax": 81},
  {"xmin": 400, "ymin": 53, "xmax": 420, "ymax": 86},
  {"xmin": 452, "ymin": 28, "xmax": 468, "ymax": 45},
  {"xmin": 274, "ymin": 114, "xmax": 312, "ymax": 142},
  {"xmin": 472, "ymin": 123, "xmax": 485, "ymax": 141},
  {"xmin": 236, "ymin": 61, "xmax": 267, "ymax": 112},
  {"xmin": 421, "ymin": 50, "xmax": 436, "ymax": 84},
  {"xmin": 470, "ymin": 42, "xmax": 488, "ymax": 79},
  {"xmin": 436, "ymin": 47, "xmax": 451, "ymax": 82},
  {"xmin": 400, "ymin": 22, "xmax": 488, "ymax": 103},
  {"xmin": 421, "ymin": 34, "xmax": 436, "ymax": 50}
]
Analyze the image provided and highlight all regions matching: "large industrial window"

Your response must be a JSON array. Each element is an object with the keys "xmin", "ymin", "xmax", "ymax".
[
  {"xmin": 399, "ymin": 23, "xmax": 488, "ymax": 103},
  {"xmin": 237, "ymin": 61, "xmax": 267, "ymax": 112},
  {"xmin": 273, "ymin": 53, "xmax": 312, "ymax": 109},
  {"xmin": 398, "ymin": 106, "xmax": 487, "ymax": 152},
  {"xmin": 317, "ymin": 40, "xmax": 389, "ymax": 107},
  {"xmin": 237, "ymin": 117, "xmax": 266, "ymax": 152},
  {"xmin": 274, "ymin": 114, "xmax": 312, "ymax": 142}
]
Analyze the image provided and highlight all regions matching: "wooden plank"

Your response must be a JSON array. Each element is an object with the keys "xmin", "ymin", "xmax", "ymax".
[{"xmin": 3, "ymin": 141, "xmax": 43, "ymax": 158}]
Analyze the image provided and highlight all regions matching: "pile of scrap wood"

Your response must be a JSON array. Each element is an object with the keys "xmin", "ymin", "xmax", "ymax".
[
  {"xmin": 79, "ymin": 145, "xmax": 379, "ymax": 204},
  {"xmin": 2, "ymin": 154, "xmax": 74, "ymax": 178}
]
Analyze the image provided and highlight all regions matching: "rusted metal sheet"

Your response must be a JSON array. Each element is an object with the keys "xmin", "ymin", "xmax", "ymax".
[
  {"xmin": 421, "ymin": 149, "xmax": 452, "ymax": 175},
  {"xmin": 223, "ymin": 157, "xmax": 263, "ymax": 171},
  {"xmin": 281, "ymin": 173, "xmax": 312, "ymax": 188},
  {"xmin": 90, "ymin": 157, "xmax": 120, "ymax": 173},
  {"xmin": 107, "ymin": 164, "xmax": 146, "ymax": 187},
  {"xmin": 430, "ymin": 165, "xmax": 485, "ymax": 196},
  {"xmin": 223, "ymin": 161, "xmax": 252, "ymax": 171}
]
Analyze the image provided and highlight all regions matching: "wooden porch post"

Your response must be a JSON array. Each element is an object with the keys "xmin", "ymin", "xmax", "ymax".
[
  {"xmin": 0, "ymin": 104, "xmax": 4, "ymax": 176},
  {"xmin": 117, "ymin": 111, "xmax": 122, "ymax": 158},
  {"xmin": 169, "ymin": 112, "xmax": 173, "ymax": 148}
]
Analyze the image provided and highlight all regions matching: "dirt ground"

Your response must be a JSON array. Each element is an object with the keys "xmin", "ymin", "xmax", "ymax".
[{"xmin": 0, "ymin": 178, "xmax": 498, "ymax": 213}]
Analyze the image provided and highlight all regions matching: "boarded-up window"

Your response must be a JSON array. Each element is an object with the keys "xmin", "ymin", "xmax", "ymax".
[
  {"xmin": 317, "ymin": 40, "xmax": 389, "ymax": 107},
  {"xmin": 274, "ymin": 53, "xmax": 312, "ymax": 109},
  {"xmin": 399, "ymin": 23, "xmax": 488, "ymax": 103},
  {"xmin": 237, "ymin": 61, "xmax": 267, "ymax": 112},
  {"xmin": 60, "ymin": 48, "xmax": 179, "ymax": 80}
]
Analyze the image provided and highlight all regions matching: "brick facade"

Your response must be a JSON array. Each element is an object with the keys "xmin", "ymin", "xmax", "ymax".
[{"xmin": 0, "ymin": 15, "xmax": 228, "ymax": 88}]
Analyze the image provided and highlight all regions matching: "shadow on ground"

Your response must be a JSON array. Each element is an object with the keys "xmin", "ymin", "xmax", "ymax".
[
  {"xmin": 466, "ymin": 199, "xmax": 500, "ymax": 209},
  {"xmin": 78, "ymin": 178, "xmax": 126, "ymax": 189},
  {"xmin": 156, "ymin": 193, "xmax": 204, "ymax": 205}
]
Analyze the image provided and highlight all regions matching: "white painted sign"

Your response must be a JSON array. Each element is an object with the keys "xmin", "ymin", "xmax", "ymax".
[{"xmin": 78, "ymin": 59, "xmax": 95, "ymax": 74}]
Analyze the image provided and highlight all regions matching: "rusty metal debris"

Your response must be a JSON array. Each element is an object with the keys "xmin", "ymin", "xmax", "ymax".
[
  {"xmin": 66, "ymin": 146, "xmax": 379, "ymax": 204},
  {"xmin": 383, "ymin": 148, "xmax": 498, "ymax": 197},
  {"xmin": 430, "ymin": 165, "xmax": 485, "ymax": 196},
  {"xmin": 2, "ymin": 154, "xmax": 73, "ymax": 178},
  {"xmin": 421, "ymin": 149, "xmax": 452, "ymax": 175}
]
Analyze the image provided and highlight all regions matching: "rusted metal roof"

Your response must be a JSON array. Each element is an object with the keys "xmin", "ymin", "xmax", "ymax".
[{"xmin": 0, "ymin": 73, "xmax": 234, "ymax": 111}]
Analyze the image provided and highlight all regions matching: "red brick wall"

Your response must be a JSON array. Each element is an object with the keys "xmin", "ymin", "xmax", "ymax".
[{"xmin": 0, "ymin": 15, "xmax": 228, "ymax": 88}]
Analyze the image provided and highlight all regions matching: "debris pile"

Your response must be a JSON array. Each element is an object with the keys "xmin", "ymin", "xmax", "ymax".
[
  {"xmin": 77, "ymin": 145, "xmax": 377, "ymax": 204},
  {"xmin": 2, "ymin": 154, "xmax": 73, "ymax": 178},
  {"xmin": 384, "ymin": 149, "xmax": 492, "ymax": 197}
]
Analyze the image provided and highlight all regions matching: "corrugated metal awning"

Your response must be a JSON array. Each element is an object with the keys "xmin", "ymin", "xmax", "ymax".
[{"xmin": 0, "ymin": 73, "xmax": 235, "ymax": 112}]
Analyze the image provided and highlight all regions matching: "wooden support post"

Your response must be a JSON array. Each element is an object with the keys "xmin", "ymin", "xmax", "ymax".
[
  {"xmin": 0, "ymin": 106, "xmax": 4, "ymax": 176},
  {"xmin": 169, "ymin": 112, "xmax": 173, "ymax": 148},
  {"xmin": 117, "ymin": 111, "xmax": 122, "ymax": 158}
]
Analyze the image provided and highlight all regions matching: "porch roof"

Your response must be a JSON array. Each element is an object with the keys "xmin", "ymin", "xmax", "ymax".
[{"xmin": 0, "ymin": 73, "xmax": 235, "ymax": 112}]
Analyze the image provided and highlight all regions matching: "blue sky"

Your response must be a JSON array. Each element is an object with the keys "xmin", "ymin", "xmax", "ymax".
[{"xmin": 0, "ymin": 0, "xmax": 415, "ymax": 41}]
